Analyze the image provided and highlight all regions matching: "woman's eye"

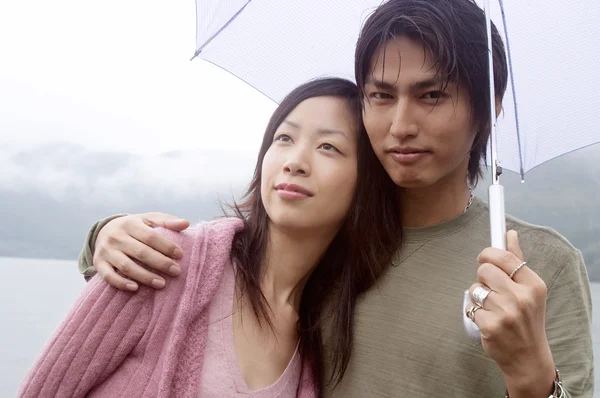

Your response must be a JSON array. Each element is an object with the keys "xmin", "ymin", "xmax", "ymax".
[
  {"xmin": 319, "ymin": 143, "xmax": 339, "ymax": 153},
  {"xmin": 274, "ymin": 134, "xmax": 292, "ymax": 143}
]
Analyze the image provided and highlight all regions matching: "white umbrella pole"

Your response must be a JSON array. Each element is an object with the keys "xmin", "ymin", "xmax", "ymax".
[
  {"xmin": 484, "ymin": 0, "xmax": 507, "ymax": 252},
  {"xmin": 463, "ymin": 0, "xmax": 507, "ymax": 341}
]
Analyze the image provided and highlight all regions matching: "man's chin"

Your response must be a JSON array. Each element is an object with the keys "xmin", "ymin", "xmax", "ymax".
[{"xmin": 387, "ymin": 172, "xmax": 430, "ymax": 189}]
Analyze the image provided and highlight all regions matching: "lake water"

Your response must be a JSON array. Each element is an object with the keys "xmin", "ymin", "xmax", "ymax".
[{"xmin": 1, "ymin": 257, "xmax": 598, "ymax": 396}]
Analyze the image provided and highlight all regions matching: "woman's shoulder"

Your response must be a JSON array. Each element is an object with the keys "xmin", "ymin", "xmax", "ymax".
[
  {"xmin": 154, "ymin": 217, "xmax": 244, "ymax": 275},
  {"xmin": 201, "ymin": 217, "xmax": 246, "ymax": 241},
  {"xmin": 155, "ymin": 217, "xmax": 244, "ymax": 251}
]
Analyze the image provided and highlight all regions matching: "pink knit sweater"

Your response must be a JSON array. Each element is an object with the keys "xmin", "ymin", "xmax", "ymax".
[{"xmin": 19, "ymin": 218, "xmax": 317, "ymax": 397}]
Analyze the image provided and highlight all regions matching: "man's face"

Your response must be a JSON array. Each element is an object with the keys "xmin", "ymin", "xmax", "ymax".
[{"xmin": 362, "ymin": 36, "xmax": 477, "ymax": 190}]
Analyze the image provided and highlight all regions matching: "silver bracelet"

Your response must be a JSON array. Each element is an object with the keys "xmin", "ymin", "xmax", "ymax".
[{"xmin": 504, "ymin": 368, "xmax": 565, "ymax": 398}]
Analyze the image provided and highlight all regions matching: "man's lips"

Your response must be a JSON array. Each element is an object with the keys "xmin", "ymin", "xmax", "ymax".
[
  {"xmin": 387, "ymin": 146, "xmax": 430, "ymax": 154},
  {"xmin": 387, "ymin": 146, "xmax": 431, "ymax": 164},
  {"xmin": 275, "ymin": 183, "xmax": 314, "ymax": 199}
]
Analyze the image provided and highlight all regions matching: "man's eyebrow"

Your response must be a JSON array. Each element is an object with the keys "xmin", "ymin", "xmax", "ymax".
[
  {"xmin": 365, "ymin": 76, "xmax": 447, "ymax": 91},
  {"xmin": 364, "ymin": 79, "xmax": 397, "ymax": 91},
  {"xmin": 410, "ymin": 76, "xmax": 447, "ymax": 90}
]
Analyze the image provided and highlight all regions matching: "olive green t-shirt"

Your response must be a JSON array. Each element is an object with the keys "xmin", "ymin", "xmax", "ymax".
[
  {"xmin": 77, "ymin": 198, "xmax": 594, "ymax": 397},
  {"xmin": 323, "ymin": 197, "xmax": 593, "ymax": 397}
]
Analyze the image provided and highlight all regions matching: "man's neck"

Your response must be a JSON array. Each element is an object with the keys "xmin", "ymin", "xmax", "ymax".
[
  {"xmin": 260, "ymin": 224, "xmax": 336, "ymax": 312},
  {"xmin": 400, "ymin": 179, "xmax": 472, "ymax": 228}
]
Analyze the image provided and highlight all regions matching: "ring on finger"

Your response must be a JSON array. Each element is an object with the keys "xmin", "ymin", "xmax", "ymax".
[
  {"xmin": 466, "ymin": 304, "xmax": 482, "ymax": 322},
  {"xmin": 472, "ymin": 285, "xmax": 492, "ymax": 308},
  {"xmin": 509, "ymin": 261, "xmax": 527, "ymax": 279}
]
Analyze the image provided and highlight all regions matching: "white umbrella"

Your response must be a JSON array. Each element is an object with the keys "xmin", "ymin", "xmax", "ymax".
[{"xmin": 192, "ymin": 0, "xmax": 600, "ymax": 338}]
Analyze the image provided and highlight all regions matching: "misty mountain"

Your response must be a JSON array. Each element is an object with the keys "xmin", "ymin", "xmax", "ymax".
[
  {"xmin": 474, "ymin": 145, "xmax": 600, "ymax": 280},
  {"xmin": 1, "ymin": 142, "xmax": 599, "ymax": 280},
  {"xmin": 0, "ymin": 142, "xmax": 253, "ymax": 259}
]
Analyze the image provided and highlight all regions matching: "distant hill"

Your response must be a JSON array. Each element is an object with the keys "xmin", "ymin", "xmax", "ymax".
[
  {"xmin": 1, "ymin": 142, "xmax": 598, "ymax": 280},
  {"xmin": 0, "ymin": 142, "xmax": 252, "ymax": 259},
  {"xmin": 475, "ymin": 145, "xmax": 600, "ymax": 280}
]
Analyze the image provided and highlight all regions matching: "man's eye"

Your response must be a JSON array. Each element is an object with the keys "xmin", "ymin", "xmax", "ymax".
[
  {"xmin": 370, "ymin": 92, "xmax": 394, "ymax": 100},
  {"xmin": 422, "ymin": 91, "xmax": 446, "ymax": 100}
]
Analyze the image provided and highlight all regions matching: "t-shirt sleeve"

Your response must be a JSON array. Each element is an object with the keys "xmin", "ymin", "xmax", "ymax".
[
  {"xmin": 18, "ymin": 274, "xmax": 154, "ymax": 397},
  {"xmin": 545, "ymin": 248, "xmax": 594, "ymax": 397},
  {"xmin": 77, "ymin": 214, "xmax": 128, "ymax": 279}
]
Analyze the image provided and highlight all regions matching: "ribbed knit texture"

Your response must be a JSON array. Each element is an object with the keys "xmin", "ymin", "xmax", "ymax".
[{"xmin": 19, "ymin": 218, "xmax": 317, "ymax": 397}]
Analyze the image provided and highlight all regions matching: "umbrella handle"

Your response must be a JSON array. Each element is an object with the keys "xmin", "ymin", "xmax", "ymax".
[
  {"xmin": 488, "ymin": 184, "xmax": 507, "ymax": 250},
  {"xmin": 463, "ymin": 184, "xmax": 507, "ymax": 341},
  {"xmin": 463, "ymin": 0, "xmax": 508, "ymax": 342}
]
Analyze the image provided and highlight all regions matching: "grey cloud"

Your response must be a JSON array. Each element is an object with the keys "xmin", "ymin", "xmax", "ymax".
[{"xmin": 0, "ymin": 142, "xmax": 255, "ymax": 204}]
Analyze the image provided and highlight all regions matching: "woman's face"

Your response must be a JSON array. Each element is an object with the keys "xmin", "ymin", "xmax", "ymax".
[{"xmin": 261, "ymin": 96, "xmax": 358, "ymax": 234}]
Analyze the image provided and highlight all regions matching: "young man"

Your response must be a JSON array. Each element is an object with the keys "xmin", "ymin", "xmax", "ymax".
[{"xmin": 76, "ymin": 0, "xmax": 593, "ymax": 396}]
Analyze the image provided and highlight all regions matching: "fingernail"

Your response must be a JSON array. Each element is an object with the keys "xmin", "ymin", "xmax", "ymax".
[
  {"xmin": 126, "ymin": 283, "xmax": 138, "ymax": 291},
  {"xmin": 169, "ymin": 265, "xmax": 181, "ymax": 276},
  {"xmin": 152, "ymin": 279, "xmax": 165, "ymax": 288},
  {"xmin": 173, "ymin": 248, "xmax": 183, "ymax": 258}
]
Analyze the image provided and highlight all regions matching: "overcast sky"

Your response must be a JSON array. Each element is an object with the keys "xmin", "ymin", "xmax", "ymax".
[
  {"xmin": 1, "ymin": 0, "xmax": 598, "ymax": 177},
  {"xmin": 0, "ymin": 0, "xmax": 276, "ymax": 156}
]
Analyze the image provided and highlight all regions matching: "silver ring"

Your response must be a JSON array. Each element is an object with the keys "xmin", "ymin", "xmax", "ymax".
[
  {"xmin": 509, "ymin": 261, "xmax": 527, "ymax": 279},
  {"xmin": 472, "ymin": 285, "xmax": 492, "ymax": 308},
  {"xmin": 466, "ymin": 304, "xmax": 482, "ymax": 322}
]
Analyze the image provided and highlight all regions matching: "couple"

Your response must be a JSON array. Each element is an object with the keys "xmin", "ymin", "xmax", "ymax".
[{"xmin": 20, "ymin": 0, "xmax": 593, "ymax": 397}]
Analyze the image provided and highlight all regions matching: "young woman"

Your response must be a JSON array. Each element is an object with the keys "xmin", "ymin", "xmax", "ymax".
[{"xmin": 19, "ymin": 78, "xmax": 402, "ymax": 397}]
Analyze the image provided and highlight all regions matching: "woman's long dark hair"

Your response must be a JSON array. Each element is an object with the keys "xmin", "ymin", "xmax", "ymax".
[{"xmin": 227, "ymin": 77, "xmax": 402, "ymax": 390}]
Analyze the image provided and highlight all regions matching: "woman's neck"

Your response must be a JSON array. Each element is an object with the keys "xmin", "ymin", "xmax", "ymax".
[{"xmin": 260, "ymin": 224, "xmax": 337, "ymax": 312}]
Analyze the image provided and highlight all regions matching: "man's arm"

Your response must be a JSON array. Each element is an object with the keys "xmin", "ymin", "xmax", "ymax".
[
  {"xmin": 77, "ymin": 212, "xmax": 190, "ymax": 291},
  {"xmin": 78, "ymin": 214, "xmax": 126, "ymax": 280}
]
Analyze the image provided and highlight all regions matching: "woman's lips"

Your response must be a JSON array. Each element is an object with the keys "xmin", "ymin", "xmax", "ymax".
[{"xmin": 275, "ymin": 183, "xmax": 313, "ymax": 200}]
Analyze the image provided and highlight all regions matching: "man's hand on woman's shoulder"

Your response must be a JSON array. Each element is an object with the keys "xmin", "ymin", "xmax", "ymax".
[{"xmin": 93, "ymin": 212, "xmax": 190, "ymax": 291}]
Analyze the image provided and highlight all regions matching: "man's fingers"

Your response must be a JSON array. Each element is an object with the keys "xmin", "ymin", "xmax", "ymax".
[
  {"xmin": 506, "ymin": 230, "xmax": 524, "ymax": 261},
  {"xmin": 162, "ymin": 218, "xmax": 190, "ymax": 232},
  {"xmin": 468, "ymin": 282, "xmax": 502, "ymax": 310},
  {"xmin": 465, "ymin": 305, "xmax": 494, "ymax": 337},
  {"xmin": 95, "ymin": 260, "xmax": 139, "ymax": 292},
  {"xmin": 109, "ymin": 252, "xmax": 166, "ymax": 289},
  {"xmin": 141, "ymin": 212, "xmax": 189, "ymax": 230},
  {"xmin": 130, "ymin": 220, "xmax": 184, "ymax": 259},
  {"xmin": 118, "ymin": 236, "xmax": 181, "ymax": 276},
  {"xmin": 465, "ymin": 302, "xmax": 487, "ymax": 325},
  {"xmin": 476, "ymin": 262, "xmax": 512, "ymax": 293},
  {"xmin": 477, "ymin": 247, "xmax": 525, "ymax": 278}
]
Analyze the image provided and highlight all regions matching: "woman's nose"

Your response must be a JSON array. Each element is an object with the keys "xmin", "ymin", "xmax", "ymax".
[{"xmin": 283, "ymin": 151, "xmax": 311, "ymax": 176}]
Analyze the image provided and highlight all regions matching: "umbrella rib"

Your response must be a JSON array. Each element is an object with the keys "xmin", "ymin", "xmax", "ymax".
[
  {"xmin": 191, "ymin": 0, "xmax": 252, "ymax": 60},
  {"xmin": 498, "ymin": 0, "xmax": 526, "ymax": 180}
]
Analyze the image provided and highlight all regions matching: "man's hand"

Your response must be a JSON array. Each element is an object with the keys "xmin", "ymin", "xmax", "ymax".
[
  {"xmin": 465, "ymin": 230, "xmax": 556, "ymax": 397},
  {"xmin": 93, "ymin": 212, "xmax": 190, "ymax": 291}
]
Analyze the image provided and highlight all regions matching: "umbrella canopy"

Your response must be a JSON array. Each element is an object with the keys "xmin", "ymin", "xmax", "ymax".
[{"xmin": 193, "ymin": 0, "xmax": 600, "ymax": 178}]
